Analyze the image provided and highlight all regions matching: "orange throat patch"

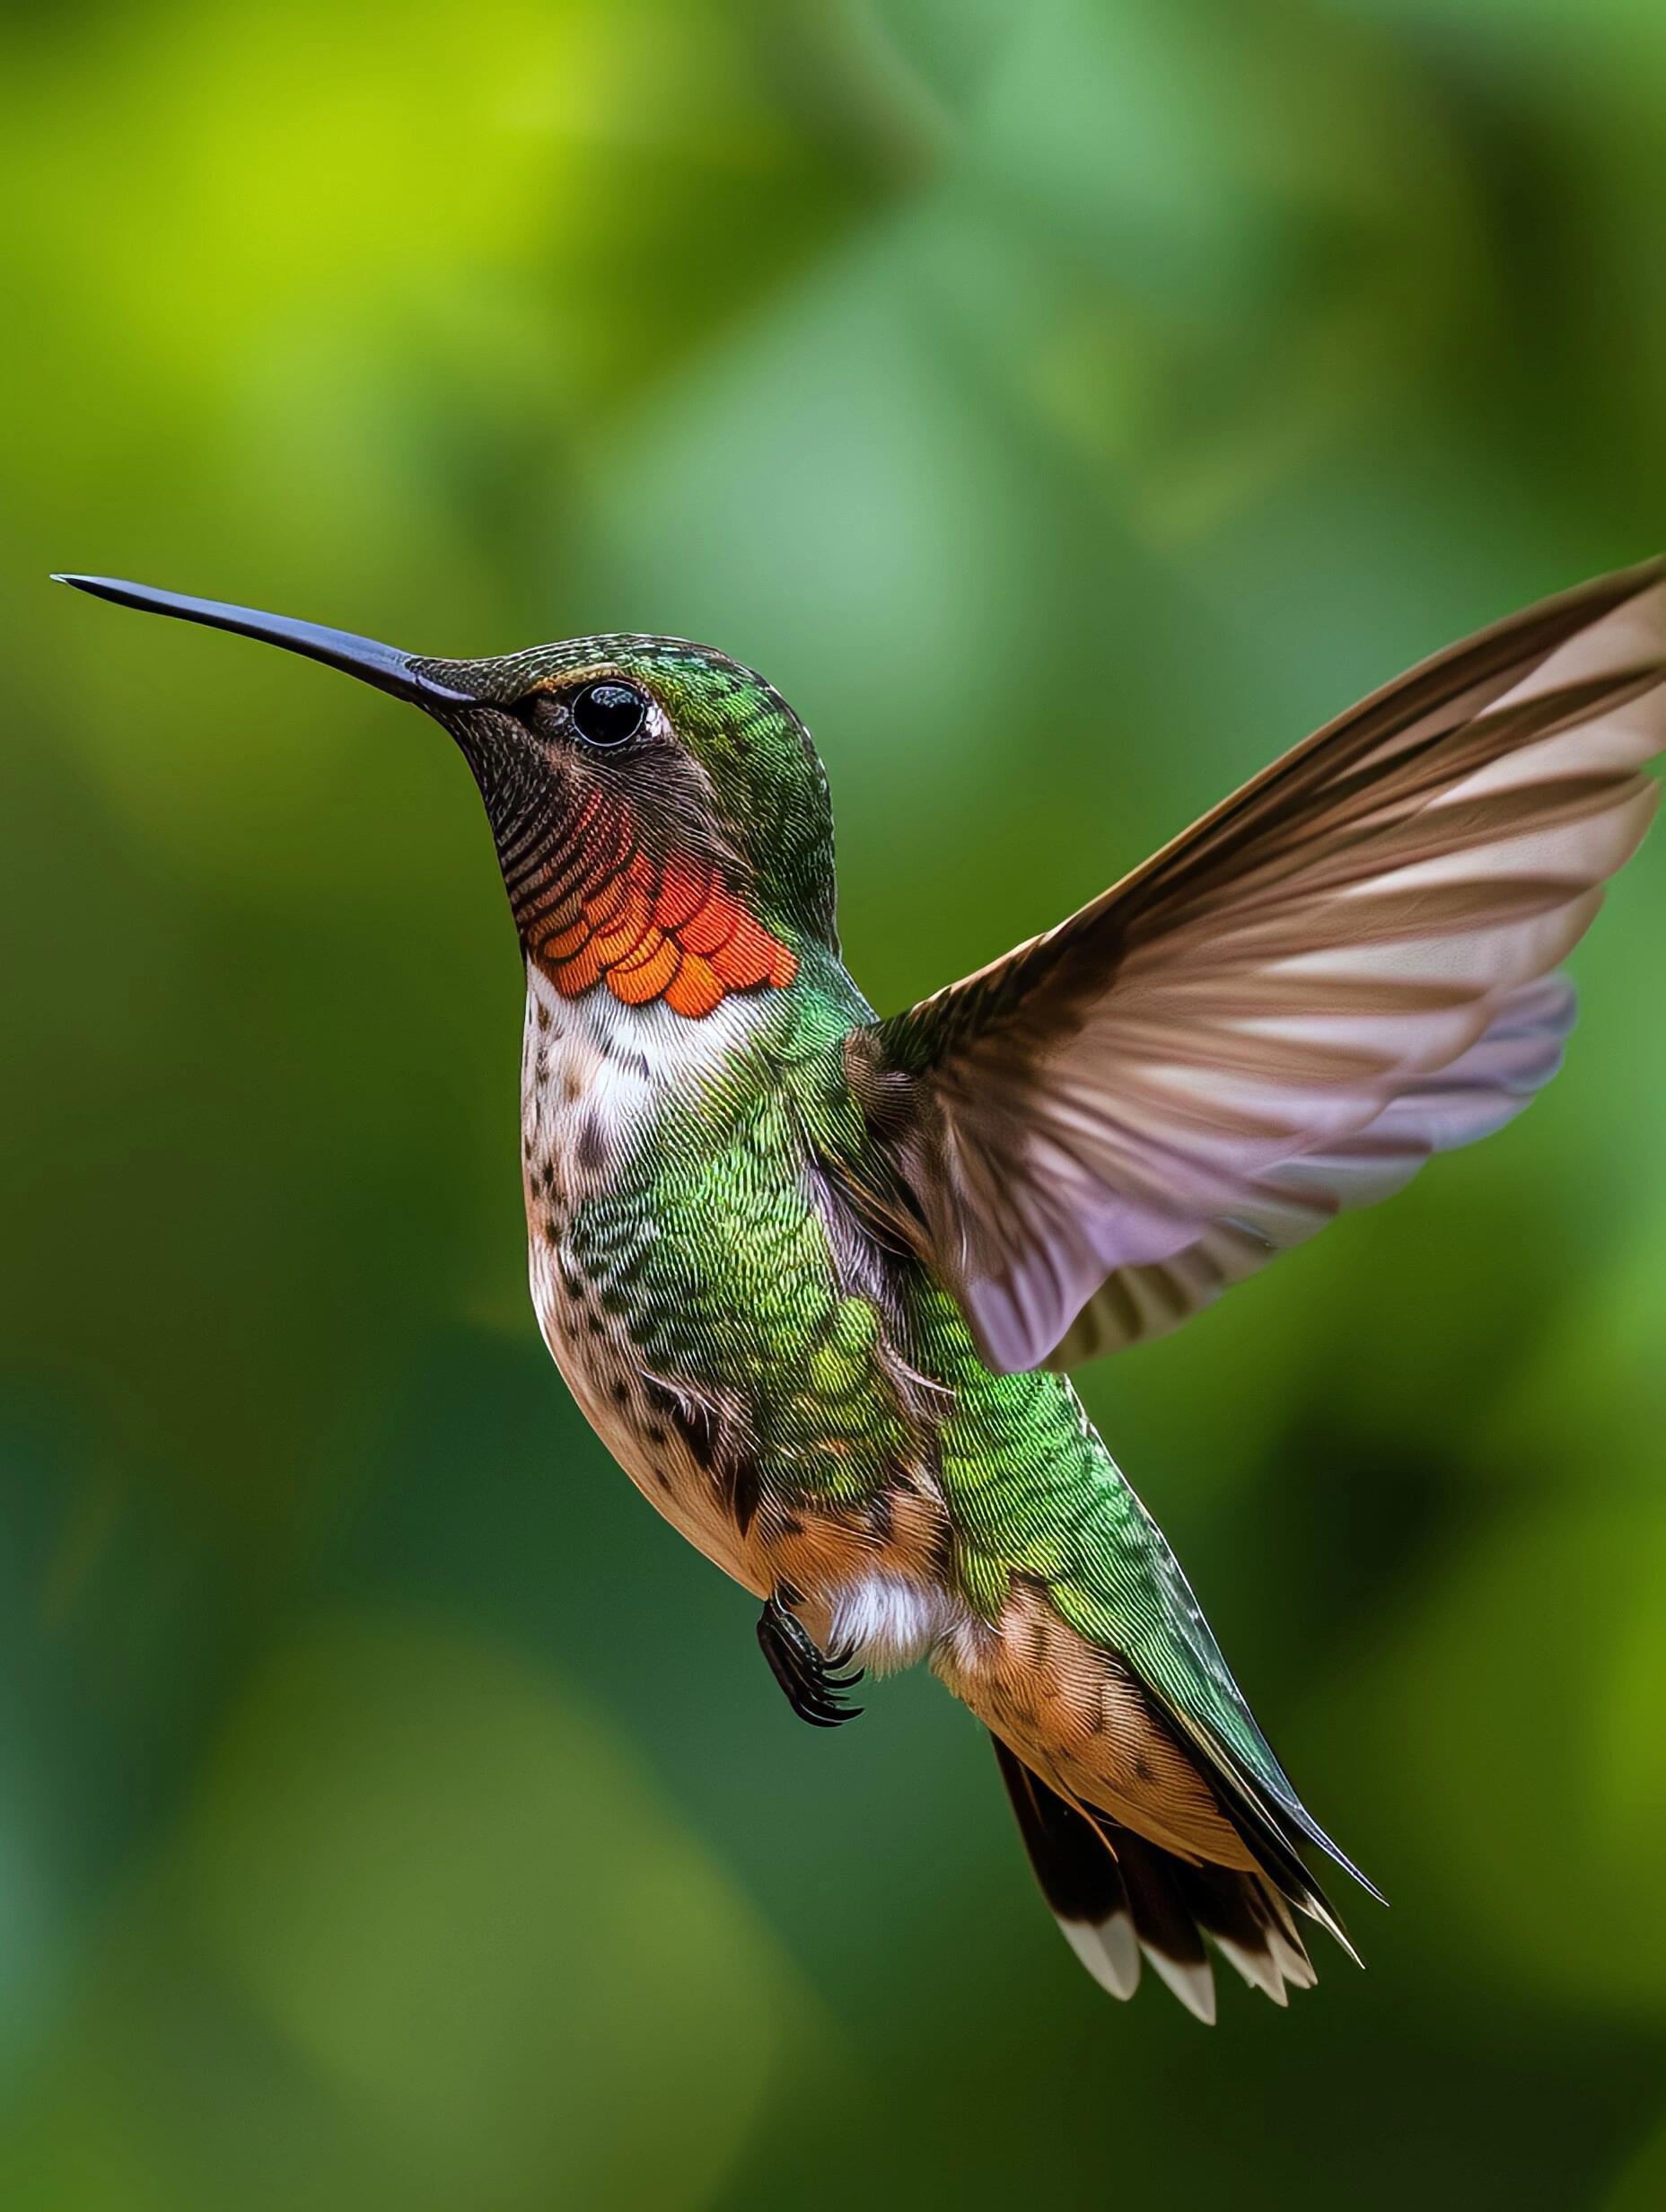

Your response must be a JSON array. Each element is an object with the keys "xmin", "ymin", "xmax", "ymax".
[{"xmin": 519, "ymin": 792, "xmax": 797, "ymax": 1020}]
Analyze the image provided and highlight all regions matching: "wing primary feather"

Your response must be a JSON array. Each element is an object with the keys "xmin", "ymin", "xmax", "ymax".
[{"xmin": 854, "ymin": 559, "xmax": 1663, "ymax": 1369}]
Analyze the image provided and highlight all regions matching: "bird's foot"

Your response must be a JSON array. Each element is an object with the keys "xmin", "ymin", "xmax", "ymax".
[{"xmin": 758, "ymin": 1586, "xmax": 864, "ymax": 1727}]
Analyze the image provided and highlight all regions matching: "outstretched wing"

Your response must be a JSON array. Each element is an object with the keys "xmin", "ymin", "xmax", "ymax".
[{"xmin": 848, "ymin": 560, "xmax": 1666, "ymax": 1373}]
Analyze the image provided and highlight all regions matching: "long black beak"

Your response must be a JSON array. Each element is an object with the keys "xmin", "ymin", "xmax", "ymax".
[{"xmin": 51, "ymin": 575, "xmax": 476, "ymax": 707}]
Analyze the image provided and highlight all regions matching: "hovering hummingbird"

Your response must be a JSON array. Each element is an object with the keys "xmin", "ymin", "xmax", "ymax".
[{"xmin": 57, "ymin": 558, "xmax": 1664, "ymax": 2020}]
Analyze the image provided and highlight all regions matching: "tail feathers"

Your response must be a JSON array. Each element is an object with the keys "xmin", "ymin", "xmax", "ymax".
[
  {"xmin": 1160, "ymin": 1850, "xmax": 1317, "ymax": 2006},
  {"xmin": 1113, "ymin": 1827, "xmax": 1220, "ymax": 2023},
  {"xmin": 992, "ymin": 1735, "xmax": 1337, "ymax": 2023},
  {"xmin": 993, "ymin": 1734, "xmax": 1144, "ymax": 1999},
  {"xmin": 1196, "ymin": 1734, "xmax": 1370, "ymax": 1961}
]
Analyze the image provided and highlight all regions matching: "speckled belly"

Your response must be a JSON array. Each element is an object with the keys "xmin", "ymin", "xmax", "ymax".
[
  {"xmin": 514, "ymin": 967, "xmax": 961, "ymax": 1665},
  {"xmin": 519, "ymin": 976, "xmax": 767, "ymax": 1593},
  {"xmin": 523, "ymin": 1184, "xmax": 766, "ymax": 1596}
]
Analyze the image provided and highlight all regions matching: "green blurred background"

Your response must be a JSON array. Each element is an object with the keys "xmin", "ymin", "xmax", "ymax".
[{"xmin": 4, "ymin": 2, "xmax": 1664, "ymax": 2206}]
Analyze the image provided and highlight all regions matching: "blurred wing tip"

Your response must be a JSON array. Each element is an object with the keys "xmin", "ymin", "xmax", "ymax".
[
  {"xmin": 1569, "ymin": 552, "xmax": 1666, "ymax": 622},
  {"xmin": 1609, "ymin": 551, "xmax": 1666, "ymax": 590}
]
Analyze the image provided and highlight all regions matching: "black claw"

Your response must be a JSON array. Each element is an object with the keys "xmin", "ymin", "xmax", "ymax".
[{"xmin": 758, "ymin": 1589, "xmax": 865, "ymax": 1728}]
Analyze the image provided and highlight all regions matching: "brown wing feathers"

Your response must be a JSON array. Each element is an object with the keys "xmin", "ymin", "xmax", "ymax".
[
  {"xmin": 861, "ymin": 560, "xmax": 1665, "ymax": 1371},
  {"xmin": 1051, "ymin": 970, "xmax": 1578, "ymax": 1362}
]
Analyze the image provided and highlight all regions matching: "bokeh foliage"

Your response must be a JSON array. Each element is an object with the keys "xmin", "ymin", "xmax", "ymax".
[{"xmin": 3, "ymin": 2, "xmax": 1664, "ymax": 2206}]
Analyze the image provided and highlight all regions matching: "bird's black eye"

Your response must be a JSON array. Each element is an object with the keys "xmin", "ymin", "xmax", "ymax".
[{"xmin": 569, "ymin": 679, "xmax": 648, "ymax": 748}]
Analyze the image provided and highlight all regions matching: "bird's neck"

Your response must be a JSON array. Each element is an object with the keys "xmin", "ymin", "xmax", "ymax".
[
  {"xmin": 518, "ymin": 948, "xmax": 868, "ymax": 1192},
  {"xmin": 523, "ymin": 959, "xmax": 768, "ymax": 1108}
]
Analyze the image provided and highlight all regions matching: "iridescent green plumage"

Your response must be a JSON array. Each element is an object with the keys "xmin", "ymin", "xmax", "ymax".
[
  {"xmin": 59, "ymin": 556, "xmax": 1666, "ymax": 2020},
  {"xmin": 549, "ymin": 916, "xmax": 1359, "ymax": 1902}
]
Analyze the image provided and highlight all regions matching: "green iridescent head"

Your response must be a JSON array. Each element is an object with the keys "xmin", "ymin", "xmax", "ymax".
[{"xmin": 416, "ymin": 633, "xmax": 840, "ymax": 952}]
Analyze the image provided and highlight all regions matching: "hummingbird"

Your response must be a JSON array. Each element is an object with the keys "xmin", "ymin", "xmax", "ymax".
[{"xmin": 57, "ymin": 558, "xmax": 1664, "ymax": 2020}]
